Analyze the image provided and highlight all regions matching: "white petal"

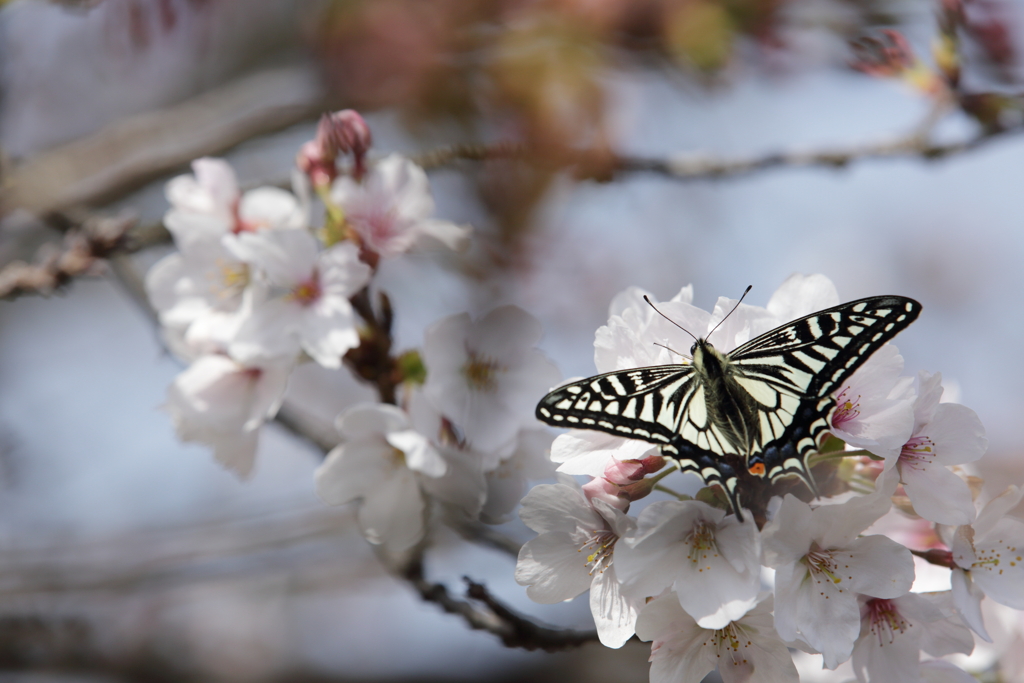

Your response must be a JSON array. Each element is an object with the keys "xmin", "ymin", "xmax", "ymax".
[
  {"xmin": 386, "ymin": 429, "xmax": 447, "ymax": 478},
  {"xmin": 227, "ymin": 230, "xmax": 318, "ymax": 286},
  {"xmin": 901, "ymin": 463, "xmax": 976, "ymax": 525},
  {"xmin": 514, "ymin": 532, "xmax": 593, "ymax": 603},
  {"xmin": 950, "ymin": 569, "xmax": 991, "ymax": 642},
  {"xmin": 767, "ymin": 273, "xmax": 840, "ymax": 321},
  {"xmin": 210, "ymin": 428, "xmax": 259, "ymax": 479},
  {"xmin": 238, "ymin": 186, "xmax": 304, "ymax": 231},
  {"xmin": 230, "ymin": 298, "xmax": 302, "ymax": 363},
  {"xmin": 925, "ymin": 403, "xmax": 987, "ymax": 465},
  {"xmin": 518, "ymin": 483, "xmax": 601, "ymax": 534},
  {"xmin": 314, "ymin": 441, "xmax": 390, "ymax": 506},
  {"xmin": 589, "ymin": 563, "xmax": 639, "ymax": 648},
  {"xmin": 298, "ymin": 298, "xmax": 360, "ymax": 369},
  {"xmin": 843, "ymin": 534, "xmax": 916, "ymax": 599},
  {"xmin": 357, "ymin": 466, "xmax": 426, "ymax": 551}
]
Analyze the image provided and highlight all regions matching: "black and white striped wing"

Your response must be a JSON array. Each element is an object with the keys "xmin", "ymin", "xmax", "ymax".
[
  {"xmin": 535, "ymin": 364, "xmax": 746, "ymax": 505},
  {"xmin": 726, "ymin": 295, "xmax": 922, "ymax": 483},
  {"xmin": 536, "ymin": 365, "xmax": 697, "ymax": 447}
]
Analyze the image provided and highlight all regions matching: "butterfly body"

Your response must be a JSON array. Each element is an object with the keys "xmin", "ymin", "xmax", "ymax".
[{"xmin": 536, "ymin": 295, "xmax": 922, "ymax": 518}]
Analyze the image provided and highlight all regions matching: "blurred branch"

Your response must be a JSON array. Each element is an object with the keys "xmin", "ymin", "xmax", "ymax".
[
  {"xmin": 402, "ymin": 556, "xmax": 599, "ymax": 651},
  {"xmin": 417, "ymin": 121, "xmax": 1023, "ymax": 182},
  {"xmin": 0, "ymin": 65, "xmax": 331, "ymax": 218},
  {"xmin": 0, "ymin": 212, "xmax": 136, "ymax": 300}
]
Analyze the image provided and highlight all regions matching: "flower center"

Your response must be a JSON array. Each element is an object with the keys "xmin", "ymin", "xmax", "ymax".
[
  {"xmin": 865, "ymin": 598, "xmax": 908, "ymax": 646},
  {"xmin": 685, "ymin": 520, "xmax": 720, "ymax": 569},
  {"xmin": 972, "ymin": 538, "xmax": 1021, "ymax": 573},
  {"xmin": 803, "ymin": 545, "xmax": 847, "ymax": 590},
  {"xmin": 832, "ymin": 387, "xmax": 861, "ymax": 427},
  {"xmin": 899, "ymin": 435, "xmax": 936, "ymax": 471},
  {"xmin": 462, "ymin": 352, "xmax": 503, "ymax": 391},
  {"xmin": 215, "ymin": 260, "xmax": 250, "ymax": 298},
  {"xmin": 290, "ymin": 272, "xmax": 323, "ymax": 307},
  {"xmin": 580, "ymin": 529, "xmax": 617, "ymax": 575},
  {"xmin": 708, "ymin": 622, "xmax": 754, "ymax": 672}
]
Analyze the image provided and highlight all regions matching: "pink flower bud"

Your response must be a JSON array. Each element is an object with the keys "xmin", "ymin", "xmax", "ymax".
[
  {"xmin": 296, "ymin": 140, "xmax": 336, "ymax": 188},
  {"xmin": 582, "ymin": 476, "xmax": 630, "ymax": 511},
  {"xmin": 850, "ymin": 30, "xmax": 915, "ymax": 78},
  {"xmin": 603, "ymin": 459, "xmax": 646, "ymax": 484},
  {"xmin": 316, "ymin": 109, "xmax": 372, "ymax": 180}
]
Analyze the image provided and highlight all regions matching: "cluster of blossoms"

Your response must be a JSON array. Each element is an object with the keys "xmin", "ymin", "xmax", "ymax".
[
  {"xmin": 145, "ymin": 110, "xmax": 1023, "ymax": 683},
  {"xmin": 514, "ymin": 274, "xmax": 1022, "ymax": 683},
  {"xmin": 146, "ymin": 110, "xmax": 559, "ymax": 553}
]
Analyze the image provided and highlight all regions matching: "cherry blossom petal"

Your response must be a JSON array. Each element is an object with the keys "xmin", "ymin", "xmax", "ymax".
[
  {"xmin": 386, "ymin": 429, "xmax": 447, "ymax": 478},
  {"xmin": 589, "ymin": 563, "xmax": 640, "ymax": 648},
  {"xmin": 925, "ymin": 402, "xmax": 987, "ymax": 465},
  {"xmin": 551, "ymin": 431, "xmax": 655, "ymax": 476},
  {"xmin": 356, "ymin": 465, "xmax": 425, "ymax": 551},
  {"xmin": 518, "ymin": 483, "xmax": 601, "ymax": 535},
  {"xmin": 900, "ymin": 462, "xmax": 976, "ymax": 525},
  {"xmin": 227, "ymin": 229, "xmax": 318, "ymax": 287},
  {"xmin": 238, "ymin": 187, "xmax": 304, "ymax": 231},
  {"xmin": 766, "ymin": 273, "xmax": 840, "ymax": 321},
  {"xmin": 515, "ymin": 531, "xmax": 592, "ymax": 602},
  {"xmin": 950, "ymin": 569, "xmax": 991, "ymax": 641}
]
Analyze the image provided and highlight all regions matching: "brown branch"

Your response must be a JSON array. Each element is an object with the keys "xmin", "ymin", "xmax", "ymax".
[
  {"xmin": 0, "ymin": 212, "xmax": 136, "ymax": 300},
  {"xmin": 401, "ymin": 556, "xmax": 599, "ymax": 652},
  {"xmin": 416, "ymin": 124, "xmax": 1022, "ymax": 182}
]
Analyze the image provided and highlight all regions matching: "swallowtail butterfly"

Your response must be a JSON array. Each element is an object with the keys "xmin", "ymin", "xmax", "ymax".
[{"xmin": 535, "ymin": 295, "xmax": 921, "ymax": 519}]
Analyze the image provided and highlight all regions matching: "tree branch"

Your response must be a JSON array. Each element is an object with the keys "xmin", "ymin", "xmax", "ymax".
[{"xmin": 401, "ymin": 556, "xmax": 599, "ymax": 651}]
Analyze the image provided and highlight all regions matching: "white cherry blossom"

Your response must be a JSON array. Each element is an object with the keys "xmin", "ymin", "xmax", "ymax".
[
  {"xmin": 635, "ymin": 593, "xmax": 798, "ymax": 683},
  {"xmin": 615, "ymin": 499, "xmax": 762, "ymax": 628},
  {"xmin": 514, "ymin": 481, "xmax": 641, "ymax": 647},
  {"xmin": 165, "ymin": 354, "xmax": 291, "ymax": 478},
  {"xmin": 947, "ymin": 486, "xmax": 1024, "ymax": 640},
  {"xmin": 829, "ymin": 344, "xmax": 916, "ymax": 462},
  {"xmin": 331, "ymin": 154, "xmax": 471, "ymax": 259},
  {"xmin": 228, "ymin": 231, "xmax": 371, "ymax": 368},
  {"xmin": 850, "ymin": 592, "xmax": 973, "ymax": 683},
  {"xmin": 422, "ymin": 306, "xmax": 560, "ymax": 454},
  {"xmin": 315, "ymin": 403, "xmax": 447, "ymax": 553},
  {"xmin": 883, "ymin": 371, "xmax": 987, "ymax": 526},
  {"xmin": 762, "ymin": 488, "xmax": 916, "ymax": 669}
]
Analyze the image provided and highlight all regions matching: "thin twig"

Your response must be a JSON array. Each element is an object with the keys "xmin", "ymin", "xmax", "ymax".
[{"xmin": 401, "ymin": 556, "xmax": 599, "ymax": 651}]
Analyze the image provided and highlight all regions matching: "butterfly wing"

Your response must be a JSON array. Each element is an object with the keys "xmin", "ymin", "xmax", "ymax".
[
  {"xmin": 536, "ymin": 364, "xmax": 747, "ymax": 513},
  {"xmin": 727, "ymin": 295, "xmax": 922, "ymax": 484}
]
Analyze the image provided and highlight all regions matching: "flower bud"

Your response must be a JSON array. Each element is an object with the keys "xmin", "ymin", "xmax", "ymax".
[
  {"xmin": 850, "ymin": 30, "xmax": 914, "ymax": 78},
  {"xmin": 582, "ymin": 476, "xmax": 629, "ymax": 511},
  {"xmin": 602, "ymin": 454, "xmax": 667, "ymax": 485},
  {"xmin": 316, "ymin": 109, "xmax": 373, "ymax": 180},
  {"xmin": 296, "ymin": 140, "xmax": 336, "ymax": 188}
]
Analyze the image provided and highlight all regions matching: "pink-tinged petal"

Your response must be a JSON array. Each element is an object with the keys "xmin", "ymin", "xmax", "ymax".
[
  {"xmin": 230, "ymin": 298, "xmax": 302, "ymax": 362},
  {"xmin": 924, "ymin": 403, "xmax": 987, "ymax": 465},
  {"xmin": 210, "ymin": 428, "xmax": 259, "ymax": 479},
  {"xmin": 901, "ymin": 463, "xmax": 976, "ymax": 525},
  {"xmin": 766, "ymin": 273, "xmax": 840, "ymax": 321},
  {"xmin": 971, "ymin": 517, "xmax": 1024, "ymax": 609},
  {"xmin": 238, "ymin": 187, "xmax": 304, "ymax": 231},
  {"xmin": 518, "ymin": 483, "xmax": 601, "ymax": 535},
  {"xmin": 357, "ymin": 466, "xmax": 425, "ymax": 551},
  {"xmin": 589, "ymin": 563, "xmax": 639, "ymax": 648},
  {"xmin": 950, "ymin": 569, "xmax": 991, "ymax": 641},
  {"xmin": 514, "ymin": 532, "xmax": 592, "ymax": 603},
  {"xmin": 337, "ymin": 403, "xmax": 410, "ymax": 439},
  {"xmin": 843, "ymin": 534, "xmax": 915, "ymax": 599},
  {"xmin": 314, "ymin": 440, "xmax": 392, "ymax": 505},
  {"xmin": 974, "ymin": 486, "xmax": 1024, "ymax": 539},
  {"xmin": 298, "ymin": 299, "xmax": 359, "ymax": 369},
  {"xmin": 762, "ymin": 495, "xmax": 817, "ymax": 566},
  {"xmin": 551, "ymin": 431, "xmax": 655, "ymax": 476},
  {"xmin": 386, "ymin": 429, "xmax": 447, "ymax": 478}
]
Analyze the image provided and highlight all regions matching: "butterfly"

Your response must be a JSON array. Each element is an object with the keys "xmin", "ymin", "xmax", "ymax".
[{"xmin": 535, "ymin": 295, "xmax": 921, "ymax": 519}]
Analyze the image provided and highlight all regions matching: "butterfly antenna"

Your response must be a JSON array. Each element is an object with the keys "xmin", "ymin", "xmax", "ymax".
[
  {"xmin": 707, "ymin": 285, "xmax": 753, "ymax": 341},
  {"xmin": 643, "ymin": 295, "xmax": 698, "ymax": 343},
  {"xmin": 653, "ymin": 341, "xmax": 690, "ymax": 360}
]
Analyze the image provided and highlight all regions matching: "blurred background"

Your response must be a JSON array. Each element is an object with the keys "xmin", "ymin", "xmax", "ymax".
[{"xmin": 1, "ymin": 0, "xmax": 1023, "ymax": 680}]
